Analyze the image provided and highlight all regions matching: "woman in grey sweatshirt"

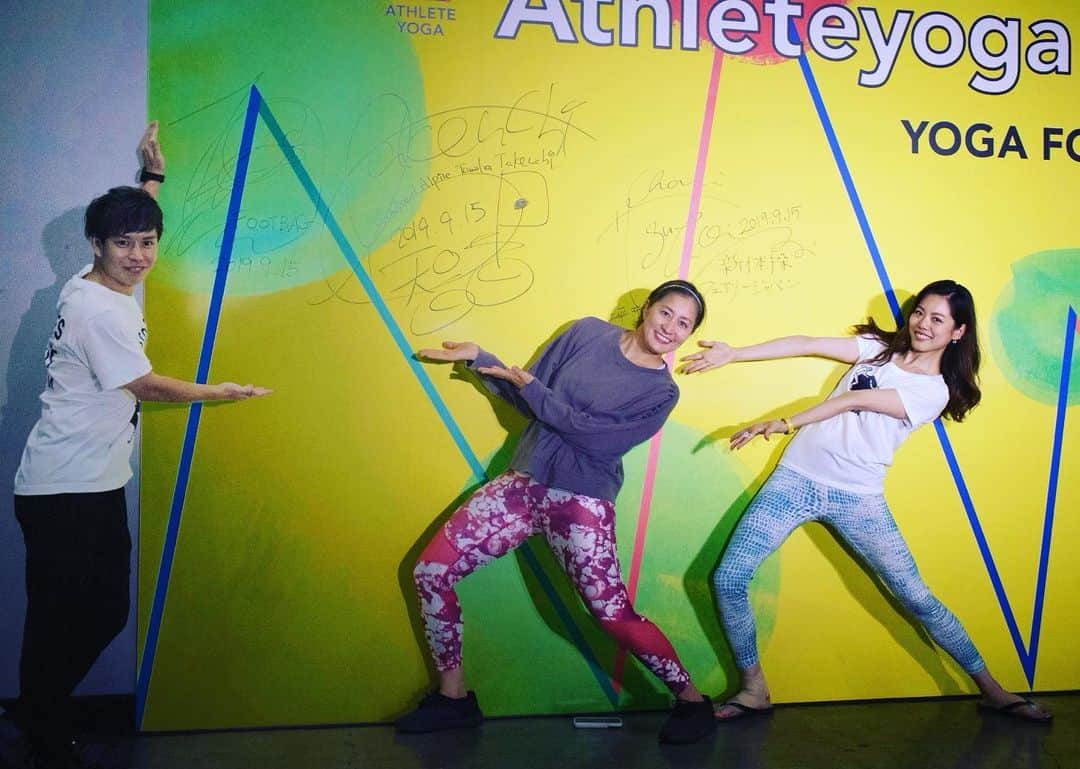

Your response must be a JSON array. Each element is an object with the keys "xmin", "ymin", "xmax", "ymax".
[{"xmin": 396, "ymin": 280, "xmax": 717, "ymax": 744}]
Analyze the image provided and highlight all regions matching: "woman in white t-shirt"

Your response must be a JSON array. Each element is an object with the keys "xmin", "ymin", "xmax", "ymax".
[{"xmin": 681, "ymin": 280, "xmax": 1052, "ymax": 723}]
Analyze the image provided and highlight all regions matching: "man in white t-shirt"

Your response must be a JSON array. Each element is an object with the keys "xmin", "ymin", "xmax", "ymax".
[{"xmin": 9, "ymin": 124, "xmax": 270, "ymax": 764}]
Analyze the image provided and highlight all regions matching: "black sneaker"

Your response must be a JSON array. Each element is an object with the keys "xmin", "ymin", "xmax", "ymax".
[
  {"xmin": 658, "ymin": 695, "xmax": 716, "ymax": 745},
  {"xmin": 394, "ymin": 690, "xmax": 483, "ymax": 734}
]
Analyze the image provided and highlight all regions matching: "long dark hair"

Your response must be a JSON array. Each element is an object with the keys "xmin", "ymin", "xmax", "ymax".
[
  {"xmin": 853, "ymin": 280, "xmax": 981, "ymax": 421},
  {"xmin": 637, "ymin": 279, "xmax": 707, "ymax": 331}
]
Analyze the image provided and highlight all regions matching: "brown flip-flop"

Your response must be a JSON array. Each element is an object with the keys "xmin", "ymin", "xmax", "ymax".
[{"xmin": 715, "ymin": 701, "xmax": 774, "ymax": 721}]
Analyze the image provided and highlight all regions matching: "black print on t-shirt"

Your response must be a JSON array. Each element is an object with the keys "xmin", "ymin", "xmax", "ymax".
[
  {"xmin": 848, "ymin": 364, "xmax": 878, "ymax": 414},
  {"xmin": 129, "ymin": 401, "xmax": 140, "ymax": 442},
  {"xmin": 849, "ymin": 363, "xmax": 879, "ymax": 391},
  {"xmin": 44, "ymin": 314, "xmax": 65, "ymax": 389},
  {"xmin": 850, "ymin": 373, "xmax": 878, "ymax": 390}
]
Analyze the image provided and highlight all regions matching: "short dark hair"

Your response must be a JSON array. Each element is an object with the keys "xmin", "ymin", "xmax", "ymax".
[
  {"xmin": 84, "ymin": 186, "xmax": 163, "ymax": 242},
  {"xmin": 638, "ymin": 279, "xmax": 707, "ymax": 331}
]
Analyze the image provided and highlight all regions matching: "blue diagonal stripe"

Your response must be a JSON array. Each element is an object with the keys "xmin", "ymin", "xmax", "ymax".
[
  {"xmin": 136, "ymin": 85, "xmax": 263, "ymax": 726},
  {"xmin": 792, "ymin": 59, "xmax": 900, "ymax": 323},
  {"xmin": 255, "ymin": 93, "xmax": 618, "ymax": 706},
  {"xmin": 930, "ymin": 424, "xmax": 1027, "ymax": 665},
  {"xmin": 791, "ymin": 21, "xmax": 1071, "ymax": 687},
  {"xmin": 255, "ymin": 99, "xmax": 484, "ymax": 482},
  {"xmin": 1028, "ymin": 306, "xmax": 1076, "ymax": 677}
]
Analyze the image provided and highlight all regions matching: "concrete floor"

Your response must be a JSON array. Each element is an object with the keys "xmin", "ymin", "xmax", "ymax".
[{"xmin": 1, "ymin": 694, "xmax": 1075, "ymax": 769}]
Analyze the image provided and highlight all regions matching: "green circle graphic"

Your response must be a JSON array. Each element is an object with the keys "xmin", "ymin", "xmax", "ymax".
[
  {"xmin": 150, "ymin": 1, "xmax": 429, "ymax": 295},
  {"xmin": 990, "ymin": 248, "xmax": 1080, "ymax": 406}
]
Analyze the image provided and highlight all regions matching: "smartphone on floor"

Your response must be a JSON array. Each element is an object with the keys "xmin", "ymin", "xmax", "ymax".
[{"xmin": 572, "ymin": 716, "xmax": 623, "ymax": 729}]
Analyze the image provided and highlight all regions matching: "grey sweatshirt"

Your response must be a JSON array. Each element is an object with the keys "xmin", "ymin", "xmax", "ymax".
[{"xmin": 470, "ymin": 317, "xmax": 678, "ymax": 501}]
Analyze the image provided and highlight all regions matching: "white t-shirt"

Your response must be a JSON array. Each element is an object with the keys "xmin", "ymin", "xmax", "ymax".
[
  {"xmin": 14, "ymin": 265, "xmax": 152, "ymax": 495},
  {"xmin": 779, "ymin": 336, "xmax": 948, "ymax": 495}
]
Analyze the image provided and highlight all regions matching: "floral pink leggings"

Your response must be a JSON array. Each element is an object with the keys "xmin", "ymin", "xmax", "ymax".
[{"xmin": 412, "ymin": 471, "xmax": 692, "ymax": 694}]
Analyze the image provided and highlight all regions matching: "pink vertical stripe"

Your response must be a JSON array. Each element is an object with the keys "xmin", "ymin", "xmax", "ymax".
[
  {"xmin": 678, "ymin": 50, "xmax": 724, "ymax": 279},
  {"xmin": 613, "ymin": 49, "xmax": 724, "ymax": 695},
  {"xmin": 627, "ymin": 428, "xmax": 666, "ymax": 599}
]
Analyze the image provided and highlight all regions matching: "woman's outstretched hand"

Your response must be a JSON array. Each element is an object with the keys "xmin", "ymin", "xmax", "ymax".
[
  {"xmin": 680, "ymin": 340, "xmax": 737, "ymax": 373},
  {"xmin": 730, "ymin": 419, "xmax": 788, "ymax": 450},
  {"xmin": 417, "ymin": 341, "xmax": 480, "ymax": 363},
  {"xmin": 475, "ymin": 364, "xmax": 534, "ymax": 389}
]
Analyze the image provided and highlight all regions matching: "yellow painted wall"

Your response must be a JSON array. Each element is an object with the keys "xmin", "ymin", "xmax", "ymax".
[{"xmin": 140, "ymin": 0, "xmax": 1079, "ymax": 729}]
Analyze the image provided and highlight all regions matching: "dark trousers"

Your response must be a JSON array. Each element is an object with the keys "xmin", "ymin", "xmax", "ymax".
[{"xmin": 13, "ymin": 489, "xmax": 131, "ymax": 740}]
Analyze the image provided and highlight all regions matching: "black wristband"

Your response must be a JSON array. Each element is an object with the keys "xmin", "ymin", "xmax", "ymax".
[{"xmin": 139, "ymin": 169, "xmax": 165, "ymax": 184}]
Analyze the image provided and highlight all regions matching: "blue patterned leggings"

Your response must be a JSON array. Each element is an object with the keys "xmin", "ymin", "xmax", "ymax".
[{"xmin": 713, "ymin": 465, "xmax": 985, "ymax": 674}]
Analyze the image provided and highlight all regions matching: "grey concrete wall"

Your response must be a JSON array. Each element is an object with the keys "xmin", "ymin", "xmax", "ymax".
[{"xmin": 1, "ymin": 0, "xmax": 148, "ymax": 697}]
